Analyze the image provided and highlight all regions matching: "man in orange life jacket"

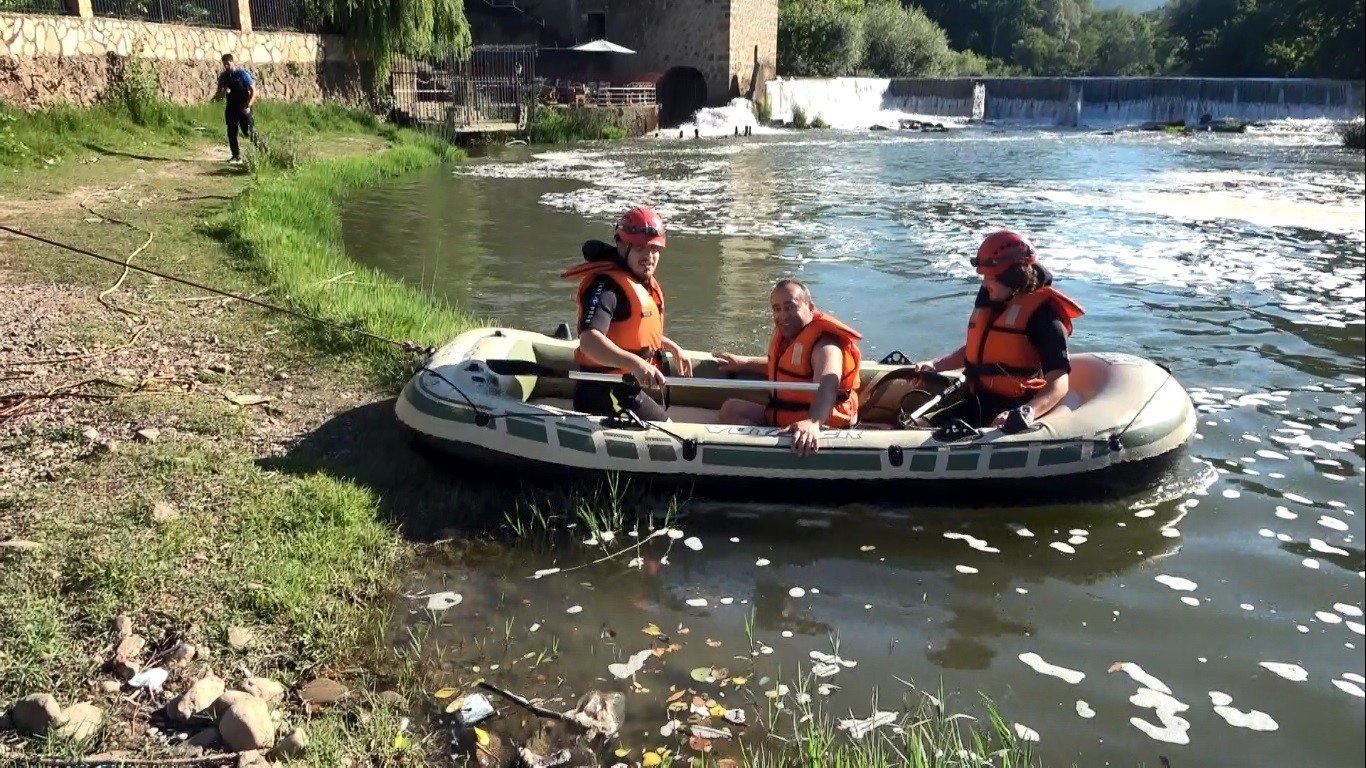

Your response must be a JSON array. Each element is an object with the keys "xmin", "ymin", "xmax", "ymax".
[
  {"xmin": 562, "ymin": 205, "xmax": 692, "ymax": 421},
  {"xmin": 912, "ymin": 229, "xmax": 1084, "ymax": 431},
  {"xmin": 713, "ymin": 279, "xmax": 864, "ymax": 455}
]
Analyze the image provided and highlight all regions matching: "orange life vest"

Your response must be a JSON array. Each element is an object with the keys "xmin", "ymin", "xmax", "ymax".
[
  {"xmin": 563, "ymin": 261, "xmax": 665, "ymax": 375},
  {"xmin": 764, "ymin": 311, "xmax": 863, "ymax": 428},
  {"xmin": 964, "ymin": 286, "xmax": 1084, "ymax": 399}
]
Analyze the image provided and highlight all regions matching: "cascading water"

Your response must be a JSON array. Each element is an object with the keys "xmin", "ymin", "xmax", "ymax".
[
  {"xmin": 663, "ymin": 97, "xmax": 786, "ymax": 139},
  {"xmin": 765, "ymin": 77, "xmax": 1366, "ymax": 130}
]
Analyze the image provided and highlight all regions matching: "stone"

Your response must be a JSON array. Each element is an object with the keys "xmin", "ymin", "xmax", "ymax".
[
  {"xmin": 99, "ymin": 680, "xmax": 123, "ymax": 694},
  {"xmin": 210, "ymin": 689, "xmax": 256, "ymax": 719},
  {"xmin": 169, "ymin": 674, "xmax": 225, "ymax": 723},
  {"xmin": 272, "ymin": 726, "xmax": 308, "ymax": 759},
  {"xmin": 241, "ymin": 677, "xmax": 285, "ymax": 704},
  {"xmin": 113, "ymin": 614, "xmax": 133, "ymax": 637},
  {"xmin": 227, "ymin": 626, "xmax": 255, "ymax": 649},
  {"xmin": 57, "ymin": 702, "xmax": 104, "ymax": 742},
  {"xmin": 0, "ymin": 711, "xmax": 11, "ymax": 732},
  {"xmin": 219, "ymin": 697, "xmax": 275, "ymax": 752},
  {"xmin": 82, "ymin": 427, "xmax": 100, "ymax": 441},
  {"xmin": 377, "ymin": 690, "xmax": 406, "ymax": 707},
  {"xmin": 151, "ymin": 501, "xmax": 179, "ymax": 523},
  {"xmin": 237, "ymin": 750, "xmax": 271, "ymax": 768},
  {"xmin": 11, "ymin": 694, "xmax": 65, "ymax": 736},
  {"xmin": 170, "ymin": 641, "xmax": 196, "ymax": 664},
  {"xmin": 113, "ymin": 634, "xmax": 145, "ymax": 662},
  {"xmin": 297, "ymin": 677, "xmax": 348, "ymax": 705},
  {"xmin": 134, "ymin": 427, "xmax": 160, "ymax": 443}
]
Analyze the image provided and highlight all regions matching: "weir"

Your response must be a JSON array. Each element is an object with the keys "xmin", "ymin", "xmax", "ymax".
[{"xmin": 766, "ymin": 76, "xmax": 1366, "ymax": 128}]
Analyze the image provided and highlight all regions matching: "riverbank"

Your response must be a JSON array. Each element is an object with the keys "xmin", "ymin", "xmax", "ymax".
[{"xmin": 0, "ymin": 100, "xmax": 1040, "ymax": 767}]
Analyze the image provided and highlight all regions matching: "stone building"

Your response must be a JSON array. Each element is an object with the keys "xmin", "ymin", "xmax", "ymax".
[{"xmin": 468, "ymin": 0, "xmax": 778, "ymax": 126}]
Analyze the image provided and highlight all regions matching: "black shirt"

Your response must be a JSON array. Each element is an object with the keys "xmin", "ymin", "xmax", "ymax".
[{"xmin": 578, "ymin": 275, "xmax": 631, "ymax": 335}]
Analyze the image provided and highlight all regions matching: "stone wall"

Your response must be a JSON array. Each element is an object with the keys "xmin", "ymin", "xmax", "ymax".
[
  {"xmin": 601, "ymin": 0, "xmax": 775, "ymax": 108},
  {"xmin": 0, "ymin": 12, "xmax": 371, "ymax": 109},
  {"xmin": 728, "ymin": 0, "xmax": 777, "ymax": 103}
]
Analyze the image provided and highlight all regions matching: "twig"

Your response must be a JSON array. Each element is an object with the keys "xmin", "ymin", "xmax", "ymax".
[
  {"xmin": 477, "ymin": 681, "xmax": 575, "ymax": 724},
  {"xmin": 146, "ymin": 288, "xmax": 271, "ymax": 305}
]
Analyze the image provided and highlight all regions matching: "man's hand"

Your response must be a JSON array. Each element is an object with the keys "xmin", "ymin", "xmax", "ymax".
[
  {"xmin": 712, "ymin": 351, "xmax": 752, "ymax": 372},
  {"xmin": 628, "ymin": 357, "xmax": 666, "ymax": 389},
  {"xmin": 661, "ymin": 338, "xmax": 691, "ymax": 377},
  {"xmin": 782, "ymin": 418, "xmax": 822, "ymax": 456}
]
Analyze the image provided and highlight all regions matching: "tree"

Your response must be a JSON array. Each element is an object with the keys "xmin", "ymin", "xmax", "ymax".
[
  {"xmin": 862, "ymin": 3, "xmax": 954, "ymax": 76},
  {"xmin": 305, "ymin": 0, "xmax": 472, "ymax": 78}
]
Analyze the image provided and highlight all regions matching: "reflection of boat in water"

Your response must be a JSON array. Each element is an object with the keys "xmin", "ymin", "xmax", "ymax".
[{"xmin": 397, "ymin": 327, "xmax": 1198, "ymax": 505}]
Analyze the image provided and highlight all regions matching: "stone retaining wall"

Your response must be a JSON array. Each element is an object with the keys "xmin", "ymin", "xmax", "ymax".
[{"xmin": 1, "ymin": 12, "xmax": 371, "ymax": 109}]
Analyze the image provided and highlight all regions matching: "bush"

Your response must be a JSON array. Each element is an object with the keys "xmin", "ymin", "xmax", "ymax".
[
  {"xmin": 1339, "ymin": 118, "xmax": 1365, "ymax": 149},
  {"xmin": 778, "ymin": 2, "xmax": 864, "ymax": 77},
  {"xmin": 943, "ymin": 48, "xmax": 995, "ymax": 77},
  {"xmin": 861, "ymin": 2, "xmax": 954, "ymax": 76}
]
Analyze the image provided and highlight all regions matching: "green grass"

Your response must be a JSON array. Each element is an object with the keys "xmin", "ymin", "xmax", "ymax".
[
  {"xmin": 0, "ymin": 441, "xmax": 402, "ymax": 710},
  {"xmin": 207, "ymin": 131, "xmax": 482, "ymax": 386}
]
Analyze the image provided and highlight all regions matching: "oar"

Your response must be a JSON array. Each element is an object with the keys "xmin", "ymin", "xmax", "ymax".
[{"xmin": 482, "ymin": 359, "xmax": 821, "ymax": 392}]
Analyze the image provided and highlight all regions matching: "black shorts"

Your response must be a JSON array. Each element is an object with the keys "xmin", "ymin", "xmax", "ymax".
[{"xmin": 573, "ymin": 381, "xmax": 668, "ymax": 421}]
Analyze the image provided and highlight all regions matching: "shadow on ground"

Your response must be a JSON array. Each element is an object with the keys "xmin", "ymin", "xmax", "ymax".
[{"xmin": 256, "ymin": 397, "xmax": 514, "ymax": 541}]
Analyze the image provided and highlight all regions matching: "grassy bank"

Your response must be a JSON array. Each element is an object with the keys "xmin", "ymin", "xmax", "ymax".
[{"xmin": 526, "ymin": 102, "xmax": 630, "ymax": 144}]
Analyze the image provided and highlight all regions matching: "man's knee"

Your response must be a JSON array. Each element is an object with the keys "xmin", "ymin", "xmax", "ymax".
[{"xmin": 717, "ymin": 398, "xmax": 767, "ymax": 426}]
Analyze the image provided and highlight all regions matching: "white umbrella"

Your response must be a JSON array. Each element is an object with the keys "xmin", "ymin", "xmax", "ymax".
[{"xmin": 569, "ymin": 39, "xmax": 636, "ymax": 54}]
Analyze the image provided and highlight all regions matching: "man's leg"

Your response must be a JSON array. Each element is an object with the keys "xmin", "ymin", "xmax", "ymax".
[
  {"xmin": 225, "ymin": 108, "xmax": 241, "ymax": 160},
  {"xmin": 239, "ymin": 110, "xmax": 256, "ymax": 145},
  {"xmin": 716, "ymin": 398, "xmax": 768, "ymax": 425}
]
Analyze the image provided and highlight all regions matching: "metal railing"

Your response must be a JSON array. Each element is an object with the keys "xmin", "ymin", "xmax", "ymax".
[
  {"xmin": 248, "ymin": 0, "xmax": 304, "ymax": 31},
  {"xmin": 392, "ymin": 44, "xmax": 540, "ymax": 131},
  {"xmin": 0, "ymin": 0, "xmax": 68, "ymax": 14},
  {"xmin": 90, "ymin": 0, "xmax": 235, "ymax": 28}
]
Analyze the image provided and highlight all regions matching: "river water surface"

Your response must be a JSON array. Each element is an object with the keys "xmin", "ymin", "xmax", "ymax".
[{"xmin": 341, "ymin": 121, "xmax": 1365, "ymax": 766}]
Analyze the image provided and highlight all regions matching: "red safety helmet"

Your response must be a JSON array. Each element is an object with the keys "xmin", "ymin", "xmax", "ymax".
[
  {"xmin": 615, "ymin": 205, "xmax": 666, "ymax": 248},
  {"xmin": 972, "ymin": 229, "xmax": 1036, "ymax": 277}
]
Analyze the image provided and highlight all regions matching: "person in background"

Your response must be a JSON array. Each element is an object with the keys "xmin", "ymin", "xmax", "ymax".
[
  {"xmin": 562, "ymin": 204, "xmax": 692, "ymax": 421},
  {"xmin": 911, "ymin": 229, "xmax": 1084, "ymax": 432},
  {"xmin": 713, "ymin": 279, "xmax": 864, "ymax": 455},
  {"xmin": 214, "ymin": 53, "xmax": 256, "ymax": 164}
]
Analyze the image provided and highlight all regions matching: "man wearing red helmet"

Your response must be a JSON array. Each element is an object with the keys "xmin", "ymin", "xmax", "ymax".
[
  {"xmin": 911, "ymin": 229, "xmax": 1084, "ymax": 432},
  {"xmin": 561, "ymin": 205, "xmax": 692, "ymax": 421}
]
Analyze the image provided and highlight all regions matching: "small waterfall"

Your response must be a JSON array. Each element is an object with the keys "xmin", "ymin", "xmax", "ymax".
[
  {"xmin": 765, "ymin": 77, "xmax": 973, "ymax": 130},
  {"xmin": 667, "ymin": 97, "xmax": 779, "ymax": 138},
  {"xmin": 765, "ymin": 77, "xmax": 1365, "ymax": 129}
]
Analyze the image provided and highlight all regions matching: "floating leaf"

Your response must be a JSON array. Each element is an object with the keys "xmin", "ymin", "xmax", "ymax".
[
  {"xmin": 708, "ymin": 703, "xmax": 727, "ymax": 717},
  {"xmin": 643, "ymin": 751, "xmax": 663, "ymax": 767},
  {"xmin": 690, "ymin": 667, "xmax": 715, "ymax": 683},
  {"xmin": 393, "ymin": 732, "xmax": 411, "ymax": 749},
  {"xmin": 643, "ymin": 622, "xmax": 663, "ymax": 637},
  {"xmin": 688, "ymin": 734, "xmax": 713, "ymax": 753},
  {"xmin": 731, "ymin": 676, "xmax": 748, "ymax": 686},
  {"xmin": 474, "ymin": 727, "xmax": 490, "ymax": 747},
  {"xmin": 706, "ymin": 638, "xmax": 722, "ymax": 647},
  {"xmin": 667, "ymin": 689, "xmax": 686, "ymax": 703},
  {"xmin": 444, "ymin": 696, "xmax": 466, "ymax": 713},
  {"xmin": 860, "ymin": 545, "xmax": 876, "ymax": 552},
  {"xmin": 723, "ymin": 708, "xmax": 747, "ymax": 725},
  {"xmin": 689, "ymin": 724, "xmax": 732, "ymax": 739},
  {"xmin": 615, "ymin": 747, "xmax": 631, "ymax": 758}
]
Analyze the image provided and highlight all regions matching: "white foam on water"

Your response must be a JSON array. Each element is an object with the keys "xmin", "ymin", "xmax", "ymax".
[
  {"xmin": 1344, "ymin": 673, "xmax": 1366, "ymax": 684},
  {"xmin": 1050, "ymin": 542, "xmax": 1076, "ymax": 554},
  {"xmin": 1297, "ymin": 625, "xmax": 1311, "ymax": 633},
  {"xmin": 1068, "ymin": 535, "xmax": 1087, "ymax": 545},
  {"xmin": 1313, "ymin": 539, "xmax": 1353, "ymax": 555},
  {"xmin": 1212, "ymin": 702, "xmax": 1280, "ymax": 732},
  {"xmin": 1348, "ymin": 621, "xmax": 1365, "ymax": 635},
  {"xmin": 1316, "ymin": 611, "xmax": 1344, "ymax": 624},
  {"xmin": 1284, "ymin": 492, "xmax": 1315, "ymax": 505},
  {"xmin": 1277, "ymin": 533, "xmax": 1292, "ymax": 542},
  {"xmin": 566, "ymin": 605, "xmax": 583, "ymax": 614},
  {"xmin": 683, "ymin": 536, "xmax": 704, "ymax": 551},
  {"xmin": 1304, "ymin": 558, "xmax": 1322, "ymax": 569},
  {"xmin": 1135, "ymin": 509, "xmax": 1157, "ymax": 518},
  {"xmin": 1318, "ymin": 515, "xmax": 1349, "ymax": 531},
  {"xmin": 1013, "ymin": 526, "xmax": 1035, "ymax": 537},
  {"xmin": 720, "ymin": 597, "xmax": 734, "ymax": 605},
  {"xmin": 1116, "ymin": 662, "xmax": 1173, "ymax": 694},
  {"xmin": 944, "ymin": 531, "xmax": 1002, "ymax": 553},
  {"xmin": 1332, "ymin": 679, "xmax": 1365, "ymax": 697},
  {"xmin": 686, "ymin": 598, "xmax": 709, "ymax": 607},
  {"xmin": 1155, "ymin": 575, "xmax": 1199, "ymax": 592},
  {"xmin": 755, "ymin": 558, "xmax": 771, "ymax": 567},
  {"xmin": 1209, "ymin": 691, "xmax": 1233, "ymax": 706},
  {"xmin": 955, "ymin": 565, "xmax": 979, "ymax": 574},
  {"xmin": 1256, "ymin": 450, "xmax": 1288, "ymax": 460},
  {"xmin": 1241, "ymin": 603, "xmax": 1255, "ymax": 610},
  {"xmin": 1016, "ymin": 587, "xmax": 1029, "ymax": 594},
  {"xmin": 1129, "ymin": 688, "xmax": 1191, "ymax": 745},
  {"xmin": 1259, "ymin": 662, "xmax": 1309, "ymax": 682},
  {"xmin": 1258, "ymin": 528, "xmax": 1276, "ymax": 538},
  {"xmin": 1075, "ymin": 700, "xmax": 1095, "ymax": 718},
  {"xmin": 1181, "ymin": 596, "xmax": 1201, "ymax": 607},
  {"xmin": 1275, "ymin": 506, "xmax": 1298, "ymax": 520},
  {"xmin": 788, "ymin": 587, "xmax": 806, "ymax": 598},
  {"xmin": 1223, "ymin": 489, "xmax": 1241, "ymax": 499},
  {"xmin": 1013, "ymin": 723, "xmax": 1040, "ymax": 742},
  {"xmin": 670, "ymin": 97, "xmax": 781, "ymax": 139},
  {"xmin": 1018, "ymin": 652, "xmax": 1086, "ymax": 684}
]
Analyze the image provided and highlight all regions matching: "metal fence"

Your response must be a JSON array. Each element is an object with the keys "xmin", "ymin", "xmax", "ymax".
[
  {"xmin": 0, "ymin": 0, "xmax": 68, "ymax": 13},
  {"xmin": 392, "ymin": 45, "xmax": 540, "ymax": 132},
  {"xmin": 248, "ymin": 0, "xmax": 305, "ymax": 32},
  {"xmin": 89, "ymin": 0, "xmax": 236, "ymax": 28}
]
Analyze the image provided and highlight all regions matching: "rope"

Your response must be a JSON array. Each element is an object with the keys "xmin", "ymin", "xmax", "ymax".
[
  {"xmin": 0, "ymin": 224, "xmax": 423, "ymax": 355},
  {"xmin": 1115, "ymin": 370, "xmax": 1175, "ymax": 441}
]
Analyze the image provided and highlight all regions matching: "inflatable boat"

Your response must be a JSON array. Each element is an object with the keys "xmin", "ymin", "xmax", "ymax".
[{"xmin": 395, "ymin": 327, "xmax": 1198, "ymax": 505}]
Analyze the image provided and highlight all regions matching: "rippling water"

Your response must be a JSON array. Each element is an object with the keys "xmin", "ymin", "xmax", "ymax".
[{"xmin": 343, "ymin": 121, "xmax": 1364, "ymax": 766}]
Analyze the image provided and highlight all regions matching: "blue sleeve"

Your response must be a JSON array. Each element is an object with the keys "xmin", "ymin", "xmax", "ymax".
[{"xmin": 238, "ymin": 70, "xmax": 255, "ymax": 89}]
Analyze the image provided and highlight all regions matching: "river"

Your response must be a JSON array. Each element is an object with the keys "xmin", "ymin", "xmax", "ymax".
[{"xmin": 340, "ymin": 118, "xmax": 1365, "ymax": 767}]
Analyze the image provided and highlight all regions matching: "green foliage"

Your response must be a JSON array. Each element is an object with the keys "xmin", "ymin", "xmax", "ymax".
[
  {"xmin": 304, "ymin": 0, "xmax": 472, "ymax": 85},
  {"xmin": 1340, "ymin": 118, "xmax": 1365, "ymax": 149},
  {"xmin": 861, "ymin": 2, "xmax": 954, "ymax": 76},
  {"xmin": 791, "ymin": 104, "xmax": 810, "ymax": 128},
  {"xmin": 778, "ymin": 1, "xmax": 865, "ymax": 76},
  {"xmin": 753, "ymin": 97, "xmax": 773, "ymax": 123},
  {"xmin": 525, "ymin": 104, "xmax": 630, "ymax": 144}
]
